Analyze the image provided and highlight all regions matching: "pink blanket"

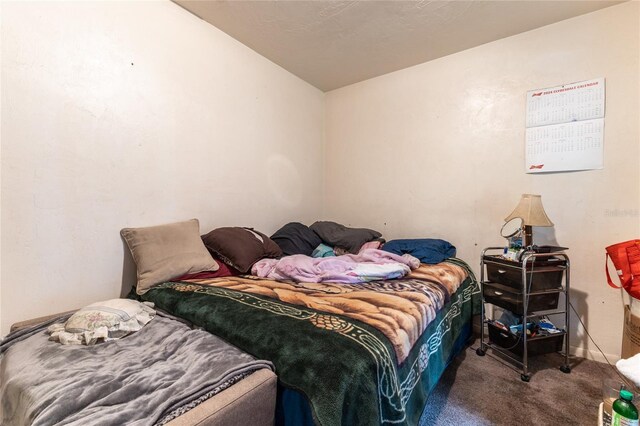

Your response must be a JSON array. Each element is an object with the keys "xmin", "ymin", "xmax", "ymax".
[{"xmin": 251, "ymin": 248, "xmax": 420, "ymax": 283}]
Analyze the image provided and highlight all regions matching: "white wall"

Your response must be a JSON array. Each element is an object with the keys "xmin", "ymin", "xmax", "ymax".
[
  {"xmin": 0, "ymin": 1, "xmax": 324, "ymax": 334},
  {"xmin": 324, "ymin": 2, "xmax": 640, "ymax": 359}
]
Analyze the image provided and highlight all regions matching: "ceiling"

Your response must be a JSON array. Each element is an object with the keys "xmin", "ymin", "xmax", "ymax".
[{"xmin": 175, "ymin": 0, "xmax": 624, "ymax": 92}]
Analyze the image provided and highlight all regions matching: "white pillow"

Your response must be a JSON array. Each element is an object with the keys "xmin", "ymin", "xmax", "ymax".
[{"xmin": 48, "ymin": 299, "xmax": 156, "ymax": 345}]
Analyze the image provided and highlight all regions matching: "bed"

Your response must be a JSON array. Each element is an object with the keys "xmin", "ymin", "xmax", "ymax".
[
  {"xmin": 2, "ymin": 311, "xmax": 277, "ymax": 426},
  {"xmin": 138, "ymin": 257, "xmax": 480, "ymax": 426}
]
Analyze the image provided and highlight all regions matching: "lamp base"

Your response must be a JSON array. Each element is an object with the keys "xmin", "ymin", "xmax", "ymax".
[{"xmin": 524, "ymin": 225, "xmax": 534, "ymax": 248}]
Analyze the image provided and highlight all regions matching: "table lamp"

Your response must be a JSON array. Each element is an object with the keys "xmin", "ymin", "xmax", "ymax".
[{"xmin": 504, "ymin": 194, "xmax": 554, "ymax": 248}]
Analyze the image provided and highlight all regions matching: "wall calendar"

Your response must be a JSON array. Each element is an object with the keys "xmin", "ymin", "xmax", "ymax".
[{"xmin": 525, "ymin": 78, "xmax": 605, "ymax": 173}]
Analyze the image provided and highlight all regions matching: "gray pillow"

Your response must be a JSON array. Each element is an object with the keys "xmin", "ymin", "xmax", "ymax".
[
  {"xmin": 310, "ymin": 221, "xmax": 382, "ymax": 254},
  {"xmin": 271, "ymin": 222, "xmax": 322, "ymax": 256}
]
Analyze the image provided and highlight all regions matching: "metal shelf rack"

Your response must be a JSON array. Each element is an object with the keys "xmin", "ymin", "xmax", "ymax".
[{"xmin": 476, "ymin": 246, "xmax": 571, "ymax": 381}]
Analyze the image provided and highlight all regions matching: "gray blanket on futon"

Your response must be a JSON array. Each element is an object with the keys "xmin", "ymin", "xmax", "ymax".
[{"xmin": 0, "ymin": 312, "xmax": 273, "ymax": 426}]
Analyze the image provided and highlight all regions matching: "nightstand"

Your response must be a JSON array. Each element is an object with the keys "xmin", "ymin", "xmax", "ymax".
[{"xmin": 476, "ymin": 247, "xmax": 571, "ymax": 381}]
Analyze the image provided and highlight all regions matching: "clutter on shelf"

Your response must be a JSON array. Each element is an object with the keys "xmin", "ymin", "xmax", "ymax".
[{"xmin": 490, "ymin": 316, "xmax": 563, "ymax": 339}]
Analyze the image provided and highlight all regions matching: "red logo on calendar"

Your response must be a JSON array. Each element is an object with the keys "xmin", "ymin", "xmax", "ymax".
[
  {"xmin": 529, "ymin": 164, "xmax": 544, "ymax": 170},
  {"xmin": 532, "ymin": 92, "xmax": 543, "ymax": 97}
]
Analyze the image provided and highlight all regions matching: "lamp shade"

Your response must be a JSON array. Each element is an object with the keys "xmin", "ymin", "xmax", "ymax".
[{"xmin": 504, "ymin": 194, "xmax": 554, "ymax": 227}]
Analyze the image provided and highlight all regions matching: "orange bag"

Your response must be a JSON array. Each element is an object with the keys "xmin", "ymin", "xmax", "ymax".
[{"xmin": 606, "ymin": 239, "xmax": 640, "ymax": 299}]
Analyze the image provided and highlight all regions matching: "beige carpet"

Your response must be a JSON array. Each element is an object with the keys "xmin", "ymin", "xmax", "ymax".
[{"xmin": 421, "ymin": 341, "xmax": 619, "ymax": 425}]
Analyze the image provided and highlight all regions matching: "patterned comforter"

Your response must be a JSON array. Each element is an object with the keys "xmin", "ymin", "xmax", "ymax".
[
  {"xmin": 141, "ymin": 258, "xmax": 480, "ymax": 425},
  {"xmin": 180, "ymin": 261, "xmax": 466, "ymax": 364}
]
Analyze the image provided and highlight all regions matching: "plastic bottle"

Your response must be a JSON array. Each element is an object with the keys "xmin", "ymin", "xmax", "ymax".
[{"xmin": 612, "ymin": 389, "xmax": 639, "ymax": 426}]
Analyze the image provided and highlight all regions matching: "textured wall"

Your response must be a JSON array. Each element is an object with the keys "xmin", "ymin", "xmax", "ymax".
[
  {"xmin": 324, "ymin": 2, "xmax": 640, "ymax": 359},
  {"xmin": 0, "ymin": 1, "xmax": 324, "ymax": 334}
]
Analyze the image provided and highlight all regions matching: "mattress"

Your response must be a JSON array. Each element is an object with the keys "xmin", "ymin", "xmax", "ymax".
[
  {"xmin": 3, "ymin": 313, "xmax": 277, "ymax": 426},
  {"xmin": 141, "ymin": 258, "xmax": 481, "ymax": 426}
]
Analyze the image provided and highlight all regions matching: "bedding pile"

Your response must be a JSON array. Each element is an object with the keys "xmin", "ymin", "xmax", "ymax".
[
  {"xmin": 251, "ymin": 248, "xmax": 420, "ymax": 283},
  {"xmin": 121, "ymin": 219, "xmax": 460, "ymax": 295},
  {"xmin": 0, "ymin": 312, "xmax": 273, "ymax": 426}
]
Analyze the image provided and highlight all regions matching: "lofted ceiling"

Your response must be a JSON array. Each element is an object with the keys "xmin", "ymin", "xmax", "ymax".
[{"xmin": 175, "ymin": 0, "xmax": 625, "ymax": 92}]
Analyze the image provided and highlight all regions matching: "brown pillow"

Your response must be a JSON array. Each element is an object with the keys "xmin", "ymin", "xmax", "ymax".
[
  {"xmin": 201, "ymin": 227, "xmax": 282, "ymax": 273},
  {"xmin": 121, "ymin": 219, "xmax": 219, "ymax": 294}
]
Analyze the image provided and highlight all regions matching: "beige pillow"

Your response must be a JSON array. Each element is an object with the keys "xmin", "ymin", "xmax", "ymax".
[{"xmin": 121, "ymin": 219, "xmax": 218, "ymax": 294}]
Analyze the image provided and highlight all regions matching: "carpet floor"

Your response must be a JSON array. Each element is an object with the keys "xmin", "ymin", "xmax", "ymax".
[{"xmin": 422, "ymin": 340, "xmax": 620, "ymax": 425}]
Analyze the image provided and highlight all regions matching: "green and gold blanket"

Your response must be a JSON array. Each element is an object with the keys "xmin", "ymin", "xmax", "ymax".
[{"xmin": 142, "ymin": 258, "xmax": 480, "ymax": 425}]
